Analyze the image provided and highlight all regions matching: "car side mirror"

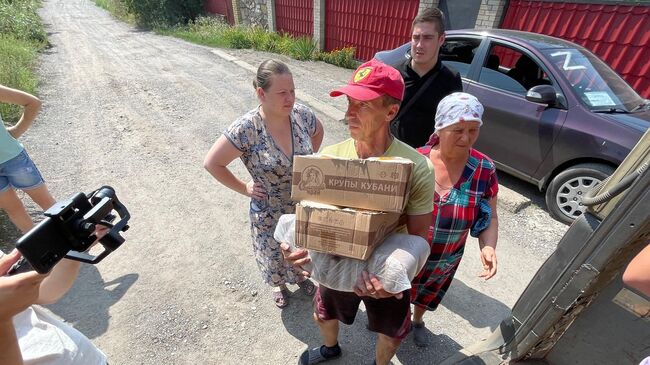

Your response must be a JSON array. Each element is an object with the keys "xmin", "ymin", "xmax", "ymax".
[{"xmin": 526, "ymin": 85, "xmax": 557, "ymax": 105}]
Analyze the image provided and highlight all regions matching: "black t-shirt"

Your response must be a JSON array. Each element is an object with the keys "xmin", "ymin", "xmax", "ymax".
[{"xmin": 394, "ymin": 58, "xmax": 463, "ymax": 148}]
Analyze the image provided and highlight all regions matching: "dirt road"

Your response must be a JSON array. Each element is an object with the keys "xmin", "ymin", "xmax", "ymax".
[{"xmin": 5, "ymin": 0, "xmax": 566, "ymax": 363}]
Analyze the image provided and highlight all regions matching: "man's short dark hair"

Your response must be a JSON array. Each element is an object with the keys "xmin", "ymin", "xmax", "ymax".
[{"xmin": 412, "ymin": 7, "xmax": 445, "ymax": 34}]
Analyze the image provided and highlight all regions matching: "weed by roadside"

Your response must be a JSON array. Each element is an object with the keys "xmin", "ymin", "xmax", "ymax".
[
  {"xmin": 0, "ymin": 0, "xmax": 47, "ymax": 123},
  {"xmin": 315, "ymin": 47, "xmax": 358, "ymax": 69},
  {"xmin": 165, "ymin": 16, "xmax": 359, "ymax": 69},
  {"xmin": 94, "ymin": 0, "xmax": 134, "ymax": 23}
]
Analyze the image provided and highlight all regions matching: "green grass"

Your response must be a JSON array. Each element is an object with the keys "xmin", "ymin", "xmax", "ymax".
[
  {"xmin": 0, "ymin": 0, "xmax": 47, "ymax": 124},
  {"xmin": 288, "ymin": 36, "xmax": 316, "ymax": 61},
  {"xmin": 93, "ymin": 0, "xmax": 135, "ymax": 24},
  {"xmin": 315, "ymin": 47, "xmax": 359, "ymax": 69},
  {"xmin": 164, "ymin": 16, "xmax": 358, "ymax": 69},
  {"xmin": 0, "ymin": 0, "xmax": 47, "ymax": 44}
]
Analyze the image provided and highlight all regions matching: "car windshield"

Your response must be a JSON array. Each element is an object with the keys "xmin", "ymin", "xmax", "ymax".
[{"xmin": 542, "ymin": 48, "xmax": 644, "ymax": 112}]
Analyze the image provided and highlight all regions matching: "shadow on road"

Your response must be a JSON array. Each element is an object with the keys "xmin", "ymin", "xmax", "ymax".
[
  {"xmin": 47, "ymin": 265, "xmax": 138, "ymax": 339},
  {"xmin": 0, "ymin": 211, "xmax": 21, "ymax": 253},
  {"xmin": 279, "ymin": 288, "xmax": 468, "ymax": 364},
  {"xmin": 441, "ymin": 279, "xmax": 511, "ymax": 331},
  {"xmin": 497, "ymin": 171, "xmax": 548, "ymax": 211},
  {"xmin": 279, "ymin": 291, "xmax": 323, "ymax": 348},
  {"xmin": 396, "ymin": 332, "xmax": 463, "ymax": 365}
]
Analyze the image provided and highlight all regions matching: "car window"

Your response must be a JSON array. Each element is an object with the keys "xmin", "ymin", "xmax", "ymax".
[
  {"xmin": 440, "ymin": 38, "xmax": 481, "ymax": 77},
  {"xmin": 442, "ymin": 60, "xmax": 471, "ymax": 77},
  {"xmin": 478, "ymin": 67, "xmax": 526, "ymax": 94},
  {"xmin": 478, "ymin": 44, "xmax": 552, "ymax": 95},
  {"xmin": 541, "ymin": 48, "xmax": 643, "ymax": 111}
]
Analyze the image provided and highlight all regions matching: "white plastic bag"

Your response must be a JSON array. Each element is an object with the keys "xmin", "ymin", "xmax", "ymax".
[{"xmin": 274, "ymin": 214, "xmax": 430, "ymax": 293}]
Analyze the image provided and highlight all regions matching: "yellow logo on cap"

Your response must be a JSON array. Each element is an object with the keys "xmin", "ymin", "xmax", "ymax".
[{"xmin": 354, "ymin": 67, "xmax": 372, "ymax": 83}]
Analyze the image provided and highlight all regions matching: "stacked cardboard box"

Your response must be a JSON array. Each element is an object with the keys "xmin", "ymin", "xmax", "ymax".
[{"xmin": 291, "ymin": 154, "xmax": 413, "ymax": 260}]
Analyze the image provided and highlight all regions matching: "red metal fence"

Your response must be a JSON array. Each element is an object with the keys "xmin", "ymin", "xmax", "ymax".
[
  {"xmin": 275, "ymin": 0, "xmax": 313, "ymax": 37},
  {"xmin": 501, "ymin": 0, "xmax": 650, "ymax": 98},
  {"xmin": 325, "ymin": 0, "xmax": 419, "ymax": 61},
  {"xmin": 205, "ymin": 0, "xmax": 235, "ymax": 25}
]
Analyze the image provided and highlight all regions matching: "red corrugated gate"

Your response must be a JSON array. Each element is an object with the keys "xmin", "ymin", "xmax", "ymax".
[
  {"xmin": 501, "ymin": 0, "xmax": 650, "ymax": 98},
  {"xmin": 205, "ymin": 0, "xmax": 235, "ymax": 25},
  {"xmin": 325, "ymin": 0, "xmax": 419, "ymax": 61},
  {"xmin": 275, "ymin": 0, "xmax": 313, "ymax": 37}
]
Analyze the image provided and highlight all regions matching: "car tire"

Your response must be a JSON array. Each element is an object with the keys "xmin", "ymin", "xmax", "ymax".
[{"xmin": 545, "ymin": 163, "xmax": 615, "ymax": 225}]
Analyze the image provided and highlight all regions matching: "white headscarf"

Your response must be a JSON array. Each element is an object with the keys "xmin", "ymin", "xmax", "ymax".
[{"xmin": 435, "ymin": 92, "xmax": 484, "ymax": 131}]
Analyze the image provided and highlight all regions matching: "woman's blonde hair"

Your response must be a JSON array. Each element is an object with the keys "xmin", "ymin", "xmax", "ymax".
[{"xmin": 253, "ymin": 59, "xmax": 291, "ymax": 91}]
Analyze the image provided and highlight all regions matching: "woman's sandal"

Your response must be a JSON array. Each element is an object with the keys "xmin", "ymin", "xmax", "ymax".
[
  {"xmin": 272, "ymin": 289, "xmax": 289, "ymax": 308},
  {"xmin": 297, "ymin": 279, "xmax": 316, "ymax": 296},
  {"xmin": 412, "ymin": 321, "xmax": 428, "ymax": 347}
]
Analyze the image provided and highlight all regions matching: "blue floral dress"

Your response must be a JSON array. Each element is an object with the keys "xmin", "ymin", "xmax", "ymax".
[{"xmin": 224, "ymin": 103, "xmax": 318, "ymax": 286}]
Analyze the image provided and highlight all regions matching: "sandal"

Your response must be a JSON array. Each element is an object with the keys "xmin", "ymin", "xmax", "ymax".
[
  {"xmin": 297, "ymin": 279, "xmax": 316, "ymax": 296},
  {"xmin": 298, "ymin": 345, "xmax": 341, "ymax": 365},
  {"xmin": 412, "ymin": 321, "xmax": 428, "ymax": 348},
  {"xmin": 272, "ymin": 288, "xmax": 289, "ymax": 309}
]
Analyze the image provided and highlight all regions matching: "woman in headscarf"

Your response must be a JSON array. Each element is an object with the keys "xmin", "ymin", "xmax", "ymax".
[{"xmin": 410, "ymin": 92, "xmax": 499, "ymax": 346}]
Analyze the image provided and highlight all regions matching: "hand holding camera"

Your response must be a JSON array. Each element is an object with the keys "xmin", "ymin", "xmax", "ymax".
[
  {"xmin": 0, "ymin": 251, "xmax": 47, "ymax": 322},
  {"xmin": 8, "ymin": 186, "xmax": 131, "ymax": 275}
]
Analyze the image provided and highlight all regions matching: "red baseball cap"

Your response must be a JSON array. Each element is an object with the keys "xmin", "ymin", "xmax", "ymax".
[{"xmin": 330, "ymin": 59, "xmax": 405, "ymax": 102}]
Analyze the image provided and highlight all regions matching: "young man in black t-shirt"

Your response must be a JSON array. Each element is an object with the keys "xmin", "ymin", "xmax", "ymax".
[{"xmin": 392, "ymin": 8, "xmax": 463, "ymax": 148}]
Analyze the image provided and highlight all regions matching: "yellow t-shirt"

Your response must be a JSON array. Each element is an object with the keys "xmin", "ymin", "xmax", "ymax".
[{"xmin": 321, "ymin": 138, "xmax": 434, "ymax": 217}]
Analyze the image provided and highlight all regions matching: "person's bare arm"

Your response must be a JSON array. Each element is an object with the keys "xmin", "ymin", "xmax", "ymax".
[
  {"xmin": 0, "ymin": 250, "xmax": 48, "ymax": 365},
  {"xmin": 0, "ymin": 320, "xmax": 22, "ymax": 365},
  {"xmin": 478, "ymin": 197, "xmax": 498, "ymax": 280},
  {"xmin": 623, "ymin": 244, "xmax": 650, "ymax": 296},
  {"xmin": 0, "ymin": 85, "xmax": 42, "ymax": 139},
  {"xmin": 311, "ymin": 119, "xmax": 324, "ymax": 152},
  {"xmin": 35, "ymin": 226, "xmax": 111, "ymax": 304},
  {"xmin": 203, "ymin": 135, "xmax": 264, "ymax": 199},
  {"xmin": 406, "ymin": 213, "xmax": 433, "ymax": 240},
  {"xmin": 280, "ymin": 243, "xmax": 311, "ymax": 277},
  {"xmin": 34, "ymin": 259, "xmax": 82, "ymax": 305}
]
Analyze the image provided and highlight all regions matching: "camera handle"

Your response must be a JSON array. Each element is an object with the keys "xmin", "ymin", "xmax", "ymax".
[{"xmin": 64, "ymin": 186, "xmax": 131, "ymax": 264}]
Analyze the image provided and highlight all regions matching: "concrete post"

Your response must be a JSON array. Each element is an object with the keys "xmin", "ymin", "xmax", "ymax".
[
  {"xmin": 475, "ymin": 0, "xmax": 508, "ymax": 29},
  {"xmin": 267, "ymin": 0, "xmax": 276, "ymax": 32},
  {"xmin": 418, "ymin": 0, "xmax": 440, "ymax": 13},
  {"xmin": 232, "ymin": 0, "xmax": 242, "ymax": 25},
  {"xmin": 313, "ymin": 0, "xmax": 326, "ymax": 51}
]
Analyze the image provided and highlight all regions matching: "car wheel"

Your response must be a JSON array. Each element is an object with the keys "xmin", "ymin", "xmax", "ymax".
[{"xmin": 545, "ymin": 163, "xmax": 615, "ymax": 224}]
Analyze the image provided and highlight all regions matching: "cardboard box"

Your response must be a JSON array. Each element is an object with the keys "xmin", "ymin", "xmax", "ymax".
[
  {"xmin": 292, "ymin": 154, "xmax": 413, "ymax": 213},
  {"xmin": 295, "ymin": 201, "xmax": 401, "ymax": 260}
]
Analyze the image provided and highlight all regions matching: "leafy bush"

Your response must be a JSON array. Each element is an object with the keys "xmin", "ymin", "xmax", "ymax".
[
  {"xmin": 261, "ymin": 31, "xmax": 284, "ymax": 53},
  {"xmin": 0, "ymin": 0, "xmax": 45, "ymax": 123},
  {"xmin": 95, "ymin": 0, "xmax": 132, "ymax": 21},
  {"xmin": 316, "ymin": 47, "xmax": 358, "ymax": 69},
  {"xmin": 287, "ymin": 36, "xmax": 316, "ymax": 61},
  {"xmin": 222, "ymin": 26, "xmax": 252, "ymax": 49},
  {"xmin": 0, "ymin": 0, "xmax": 47, "ymax": 44},
  {"xmin": 0, "ymin": 35, "xmax": 39, "ymax": 123},
  {"xmin": 247, "ymin": 26, "xmax": 269, "ymax": 51},
  {"xmin": 120, "ymin": 0, "xmax": 203, "ymax": 28}
]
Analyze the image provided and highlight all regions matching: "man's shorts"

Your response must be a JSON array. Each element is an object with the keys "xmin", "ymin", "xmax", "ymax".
[
  {"xmin": 314, "ymin": 285, "xmax": 412, "ymax": 340},
  {"xmin": 0, "ymin": 149, "xmax": 45, "ymax": 193}
]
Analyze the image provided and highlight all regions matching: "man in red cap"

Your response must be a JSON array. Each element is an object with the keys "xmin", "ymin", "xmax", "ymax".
[{"xmin": 282, "ymin": 59, "xmax": 434, "ymax": 365}]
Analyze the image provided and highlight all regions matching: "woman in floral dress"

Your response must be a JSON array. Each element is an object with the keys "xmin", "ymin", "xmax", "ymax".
[
  {"xmin": 204, "ymin": 59, "xmax": 324, "ymax": 308},
  {"xmin": 410, "ymin": 93, "xmax": 499, "ymax": 346}
]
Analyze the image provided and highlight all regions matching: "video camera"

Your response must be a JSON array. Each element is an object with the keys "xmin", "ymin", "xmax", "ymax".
[{"xmin": 11, "ymin": 186, "xmax": 130, "ymax": 274}]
